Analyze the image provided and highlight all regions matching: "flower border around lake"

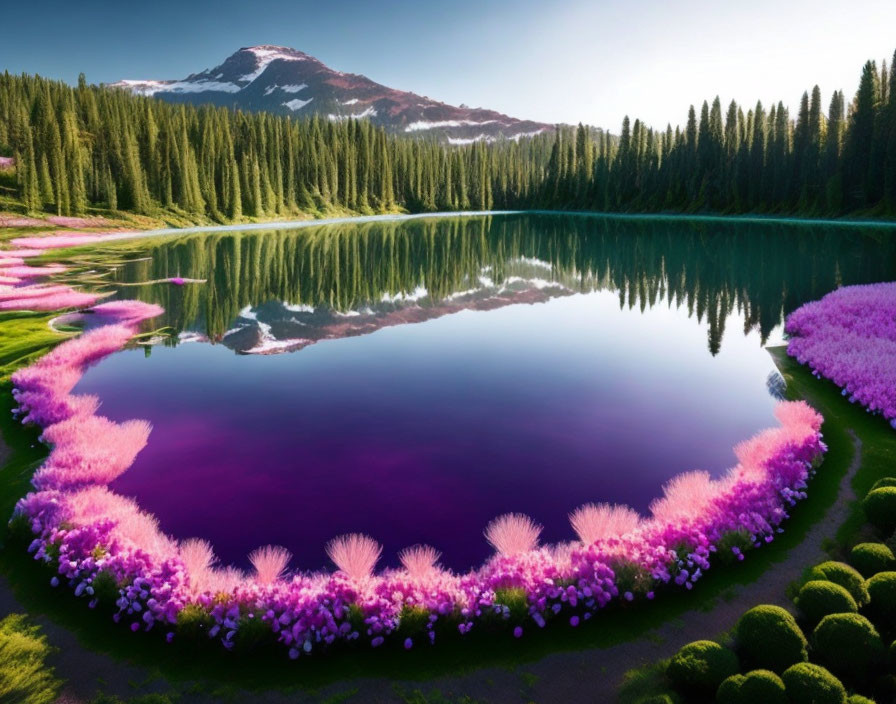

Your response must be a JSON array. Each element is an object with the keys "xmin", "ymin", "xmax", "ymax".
[
  {"xmin": 4, "ymin": 228, "xmax": 828, "ymax": 658},
  {"xmin": 786, "ymin": 281, "xmax": 896, "ymax": 428}
]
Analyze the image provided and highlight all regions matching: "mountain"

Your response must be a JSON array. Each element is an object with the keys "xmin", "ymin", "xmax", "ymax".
[{"xmin": 110, "ymin": 45, "xmax": 552, "ymax": 143}]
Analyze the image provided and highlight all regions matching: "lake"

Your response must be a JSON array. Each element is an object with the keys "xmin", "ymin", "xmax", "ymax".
[{"xmin": 69, "ymin": 214, "xmax": 895, "ymax": 572}]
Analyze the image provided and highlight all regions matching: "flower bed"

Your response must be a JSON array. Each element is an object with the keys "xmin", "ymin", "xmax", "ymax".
[
  {"xmin": 4, "ymin": 234, "xmax": 827, "ymax": 658},
  {"xmin": 786, "ymin": 282, "xmax": 896, "ymax": 428}
]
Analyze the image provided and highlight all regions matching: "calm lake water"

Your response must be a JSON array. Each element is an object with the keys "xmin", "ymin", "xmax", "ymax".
[{"xmin": 71, "ymin": 214, "xmax": 896, "ymax": 571}]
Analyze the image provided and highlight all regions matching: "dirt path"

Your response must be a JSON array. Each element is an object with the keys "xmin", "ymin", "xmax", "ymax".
[{"xmin": 0, "ymin": 430, "xmax": 861, "ymax": 704}]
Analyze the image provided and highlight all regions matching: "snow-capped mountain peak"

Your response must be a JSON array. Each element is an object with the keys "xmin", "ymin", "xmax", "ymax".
[{"xmin": 110, "ymin": 45, "xmax": 551, "ymax": 143}]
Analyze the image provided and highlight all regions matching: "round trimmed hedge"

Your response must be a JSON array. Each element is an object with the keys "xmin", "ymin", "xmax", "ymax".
[
  {"xmin": 716, "ymin": 674, "xmax": 745, "ymax": 703},
  {"xmin": 812, "ymin": 613, "xmax": 884, "ymax": 682},
  {"xmin": 846, "ymin": 696, "xmax": 876, "ymax": 704},
  {"xmin": 666, "ymin": 640, "xmax": 739, "ymax": 694},
  {"xmin": 850, "ymin": 542, "xmax": 896, "ymax": 577},
  {"xmin": 871, "ymin": 476, "xmax": 896, "ymax": 492},
  {"xmin": 795, "ymin": 580, "xmax": 857, "ymax": 626},
  {"xmin": 781, "ymin": 663, "xmax": 847, "ymax": 704},
  {"xmin": 735, "ymin": 605, "xmax": 808, "ymax": 672},
  {"xmin": 715, "ymin": 670, "xmax": 787, "ymax": 704},
  {"xmin": 807, "ymin": 561, "xmax": 870, "ymax": 607},
  {"xmin": 739, "ymin": 670, "xmax": 787, "ymax": 704},
  {"xmin": 635, "ymin": 695, "xmax": 679, "ymax": 704},
  {"xmin": 866, "ymin": 571, "xmax": 896, "ymax": 629},
  {"xmin": 863, "ymin": 487, "xmax": 896, "ymax": 534}
]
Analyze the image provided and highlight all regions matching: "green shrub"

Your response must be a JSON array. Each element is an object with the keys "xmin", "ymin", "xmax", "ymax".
[
  {"xmin": 812, "ymin": 613, "xmax": 885, "ymax": 682},
  {"xmin": 666, "ymin": 640, "xmax": 739, "ymax": 694},
  {"xmin": 808, "ymin": 561, "xmax": 870, "ymax": 607},
  {"xmin": 781, "ymin": 663, "xmax": 847, "ymax": 704},
  {"xmin": 850, "ymin": 542, "xmax": 896, "ymax": 577},
  {"xmin": 735, "ymin": 605, "xmax": 808, "ymax": 672},
  {"xmin": 795, "ymin": 580, "xmax": 858, "ymax": 626},
  {"xmin": 635, "ymin": 695, "xmax": 680, "ymax": 704},
  {"xmin": 866, "ymin": 572, "xmax": 896, "ymax": 629},
  {"xmin": 715, "ymin": 674, "xmax": 746, "ymax": 703},
  {"xmin": 871, "ymin": 477, "xmax": 896, "ymax": 492},
  {"xmin": 863, "ymin": 488, "xmax": 896, "ymax": 534},
  {"xmin": 0, "ymin": 614, "xmax": 62, "ymax": 704},
  {"xmin": 846, "ymin": 696, "xmax": 876, "ymax": 704},
  {"xmin": 738, "ymin": 670, "xmax": 787, "ymax": 704}
]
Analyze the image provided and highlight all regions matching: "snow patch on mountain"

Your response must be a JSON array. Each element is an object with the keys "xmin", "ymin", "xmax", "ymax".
[
  {"xmin": 328, "ymin": 106, "xmax": 378, "ymax": 121},
  {"xmin": 283, "ymin": 97, "xmax": 313, "ymax": 111},
  {"xmin": 263, "ymin": 83, "xmax": 308, "ymax": 96},
  {"xmin": 405, "ymin": 119, "xmax": 501, "ymax": 132},
  {"xmin": 241, "ymin": 46, "xmax": 306, "ymax": 83}
]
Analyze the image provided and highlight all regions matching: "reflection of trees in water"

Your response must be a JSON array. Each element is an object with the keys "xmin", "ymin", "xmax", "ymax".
[{"xmin": 106, "ymin": 214, "xmax": 895, "ymax": 355}]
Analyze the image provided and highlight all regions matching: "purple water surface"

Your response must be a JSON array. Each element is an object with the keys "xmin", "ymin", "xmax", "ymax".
[{"xmin": 75, "ymin": 290, "xmax": 781, "ymax": 572}]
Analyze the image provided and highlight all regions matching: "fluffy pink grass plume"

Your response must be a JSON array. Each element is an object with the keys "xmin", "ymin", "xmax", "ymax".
[
  {"xmin": 90, "ymin": 300, "xmax": 164, "ymax": 322},
  {"xmin": 5, "ymin": 249, "xmax": 44, "ymax": 258},
  {"xmin": 206, "ymin": 567, "xmax": 245, "ymax": 595},
  {"xmin": 0, "ymin": 290, "xmax": 99, "ymax": 311},
  {"xmin": 34, "ymin": 416, "xmax": 152, "ymax": 489},
  {"xmin": 10, "ymin": 234, "xmax": 104, "ymax": 250},
  {"xmin": 569, "ymin": 503, "xmax": 641, "ymax": 545},
  {"xmin": 0, "ymin": 284, "xmax": 76, "ymax": 301},
  {"xmin": 399, "ymin": 544, "xmax": 442, "ymax": 578},
  {"xmin": 326, "ymin": 533, "xmax": 382, "ymax": 580},
  {"xmin": 180, "ymin": 538, "xmax": 218, "ymax": 595},
  {"xmin": 0, "ymin": 265, "xmax": 66, "ymax": 277},
  {"xmin": 0, "ymin": 256, "xmax": 24, "ymax": 266},
  {"xmin": 65, "ymin": 486, "xmax": 177, "ymax": 560},
  {"xmin": 249, "ymin": 545, "xmax": 292, "ymax": 585},
  {"xmin": 649, "ymin": 470, "xmax": 719, "ymax": 523},
  {"xmin": 485, "ymin": 513, "xmax": 542, "ymax": 556}
]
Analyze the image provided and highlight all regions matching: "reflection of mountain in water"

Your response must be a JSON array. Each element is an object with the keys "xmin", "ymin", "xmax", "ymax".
[
  {"xmin": 93, "ymin": 214, "xmax": 895, "ymax": 356},
  {"xmin": 220, "ymin": 264, "xmax": 571, "ymax": 354}
]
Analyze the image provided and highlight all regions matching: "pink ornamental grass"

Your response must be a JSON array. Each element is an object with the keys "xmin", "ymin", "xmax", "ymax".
[
  {"xmin": 10, "ymin": 234, "xmax": 104, "ymax": 250},
  {"xmin": 398, "ymin": 544, "xmax": 442, "ymax": 579},
  {"xmin": 0, "ymin": 265, "xmax": 66, "ymax": 278},
  {"xmin": 485, "ymin": 513, "xmax": 542, "ymax": 556},
  {"xmin": 34, "ymin": 415, "xmax": 152, "ymax": 489},
  {"xmin": 649, "ymin": 471, "xmax": 720, "ymax": 523},
  {"xmin": 0, "ymin": 284, "xmax": 78, "ymax": 301},
  {"xmin": 249, "ymin": 545, "xmax": 292, "ymax": 585},
  {"xmin": 0, "ymin": 290, "xmax": 99, "ymax": 311},
  {"xmin": 569, "ymin": 503, "xmax": 642, "ymax": 545},
  {"xmin": 326, "ymin": 533, "xmax": 382, "ymax": 580},
  {"xmin": 179, "ymin": 538, "xmax": 218, "ymax": 595},
  {"xmin": 90, "ymin": 300, "xmax": 164, "ymax": 323}
]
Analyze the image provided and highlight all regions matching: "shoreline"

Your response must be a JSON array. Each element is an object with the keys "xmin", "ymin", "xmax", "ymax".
[{"xmin": 4, "ymin": 208, "xmax": 895, "ymax": 253}]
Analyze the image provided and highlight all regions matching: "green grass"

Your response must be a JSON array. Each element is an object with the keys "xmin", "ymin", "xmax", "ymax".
[{"xmin": 0, "ymin": 614, "xmax": 62, "ymax": 704}]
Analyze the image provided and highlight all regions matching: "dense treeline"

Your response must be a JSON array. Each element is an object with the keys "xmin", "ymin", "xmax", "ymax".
[{"xmin": 1, "ymin": 48, "xmax": 895, "ymax": 220}]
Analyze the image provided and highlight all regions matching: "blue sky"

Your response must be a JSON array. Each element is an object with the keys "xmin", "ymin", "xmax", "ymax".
[{"xmin": 2, "ymin": 0, "xmax": 895, "ymax": 130}]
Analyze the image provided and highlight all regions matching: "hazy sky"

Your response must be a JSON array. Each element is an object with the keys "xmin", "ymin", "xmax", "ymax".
[{"xmin": 2, "ymin": 0, "xmax": 895, "ymax": 130}]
